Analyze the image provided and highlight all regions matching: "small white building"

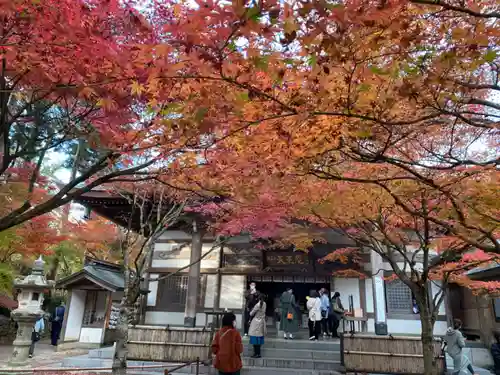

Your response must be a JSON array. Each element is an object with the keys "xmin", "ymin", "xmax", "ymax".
[{"xmin": 55, "ymin": 258, "xmax": 147, "ymax": 350}]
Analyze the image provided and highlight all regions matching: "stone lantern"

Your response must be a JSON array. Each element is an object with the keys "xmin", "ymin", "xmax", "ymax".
[{"xmin": 9, "ymin": 256, "xmax": 54, "ymax": 366}]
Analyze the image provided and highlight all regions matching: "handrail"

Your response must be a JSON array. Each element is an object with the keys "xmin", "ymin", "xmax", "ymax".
[{"xmin": 0, "ymin": 357, "xmax": 208, "ymax": 375}]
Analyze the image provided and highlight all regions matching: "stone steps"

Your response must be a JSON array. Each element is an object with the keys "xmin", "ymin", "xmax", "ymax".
[
  {"xmin": 243, "ymin": 347, "xmax": 341, "ymax": 361},
  {"xmin": 239, "ymin": 367, "xmax": 343, "ymax": 375},
  {"xmin": 64, "ymin": 337, "xmax": 343, "ymax": 374},
  {"xmin": 243, "ymin": 337, "xmax": 341, "ymax": 351},
  {"xmin": 243, "ymin": 356, "xmax": 342, "ymax": 371}
]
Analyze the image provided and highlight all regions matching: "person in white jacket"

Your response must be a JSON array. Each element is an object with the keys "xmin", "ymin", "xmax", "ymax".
[{"xmin": 307, "ymin": 290, "xmax": 322, "ymax": 341}]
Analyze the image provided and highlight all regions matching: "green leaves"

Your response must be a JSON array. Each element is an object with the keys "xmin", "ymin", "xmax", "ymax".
[
  {"xmin": 252, "ymin": 55, "xmax": 270, "ymax": 71},
  {"xmin": 195, "ymin": 107, "xmax": 209, "ymax": 122},
  {"xmin": 307, "ymin": 55, "xmax": 317, "ymax": 67},
  {"xmin": 369, "ymin": 65, "xmax": 389, "ymax": 75},
  {"xmin": 0, "ymin": 264, "xmax": 14, "ymax": 296},
  {"xmin": 484, "ymin": 50, "xmax": 497, "ymax": 63}
]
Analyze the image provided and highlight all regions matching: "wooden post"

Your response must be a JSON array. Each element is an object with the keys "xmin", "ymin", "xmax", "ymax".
[
  {"xmin": 212, "ymin": 245, "xmax": 224, "ymax": 327},
  {"xmin": 370, "ymin": 250, "xmax": 388, "ymax": 335},
  {"xmin": 477, "ymin": 294, "xmax": 494, "ymax": 346},
  {"xmin": 184, "ymin": 220, "xmax": 204, "ymax": 327}
]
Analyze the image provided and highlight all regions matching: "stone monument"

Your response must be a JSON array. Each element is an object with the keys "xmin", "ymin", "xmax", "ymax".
[{"xmin": 9, "ymin": 256, "xmax": 54, "ymax": 366}]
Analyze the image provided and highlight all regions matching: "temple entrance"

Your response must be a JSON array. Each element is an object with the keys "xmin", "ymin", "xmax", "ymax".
[{"xmin": 252, "ymin": 281, "xmax": 330, "ymax": 326}]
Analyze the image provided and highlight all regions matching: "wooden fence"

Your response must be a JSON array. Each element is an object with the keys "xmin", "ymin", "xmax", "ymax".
[
  {"xmin": 341, "ymin": 334, "xmax": 446, "ymax": 374},
  {"xmin": 127, "ymin": 325, "xmax": 213, "ymax": 362}
]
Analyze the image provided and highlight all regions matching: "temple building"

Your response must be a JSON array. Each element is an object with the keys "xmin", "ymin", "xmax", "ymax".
[{"xmin": 57, "ymin": 190, "xmax": 449, "ymax": 346}]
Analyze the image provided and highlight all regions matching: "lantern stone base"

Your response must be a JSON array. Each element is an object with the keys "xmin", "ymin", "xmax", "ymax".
[{"xmin": 8, "ymin": 313, "xmax": 41, "ymax": 366}]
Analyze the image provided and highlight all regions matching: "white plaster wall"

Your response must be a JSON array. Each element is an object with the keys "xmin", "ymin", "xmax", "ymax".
[
  {"xmin": 220, "ymin": 275, "xmax": 244, "ymax": 310},
  {"xmin": 147, "ymin": 273, "xmax": 158, "ymax": 306},
  {"xmin": 204, "ymin": 274, "xmax": 217, "ymax": 308},
  {"xmin": 333, "ymin": 278, "xmax": 360, "ymax": 310},
  {"xmin": 80, "ymin": 327, "xmax": 103, "ymax": 343},
  {"xmin": 145, "ymin": 311, "xmax": 243, "ymax": 329},
  {"xmin": 364, "ymin": 278, "xmax": 374, "ymax": 313},
  {"xmin": 152, "ymin": 243, "xmax": 219, "ymax": 269},
  {"xmin": 157, "ymin": 230, "xmax": 216, "ymax": 241},
  {"xmin": 365, "ymin": 318, "xmax": 447, "ymax": 335},
  {"xmin": 64, "ymin": 290, "xmax": 86, "ymax": 341},
  {"xmin": 431, "ymin": 281, "xmax": 446, "ymax": 315}
]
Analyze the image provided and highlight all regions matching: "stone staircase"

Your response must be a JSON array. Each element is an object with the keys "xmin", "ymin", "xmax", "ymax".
[
  {"xmin": 240, "ymin": 336, "xmax": 343, "ymax": 375},
  {"xmin": 59, "ymin": 332, "xmax": 343, "ymax": 375},
  {"xmin": 55, "ymin": 335, "xmax": 494, "ymax": 375}
]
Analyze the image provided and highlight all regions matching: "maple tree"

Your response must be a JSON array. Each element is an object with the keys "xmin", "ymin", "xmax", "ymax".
[
  {"xmin": 129, "ymin": 1, "xmax": 499, "ymax": 374},
  {"xmin": 0, "ymin": 0, "xmax": 221, "ymax": 238},
  {"xmin": 142, "ymin": 0, "xmax": 498, "ymax": 251}
]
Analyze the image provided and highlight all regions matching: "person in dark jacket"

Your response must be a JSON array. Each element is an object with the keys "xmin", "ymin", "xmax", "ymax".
[
  {"xmin": 51, "ymin": 302, "xmax": 65, "ymax": 346},
  {"xmin": 330, "ymin": 292, "xmax": 344, "ymax": 338},
  {"xmin": 491, "ymin": 332, "xmax": 500, "ymax": 375},
  {"xmin": 244, "ymin": 282, "xmax": 259, "ymax": 337}
]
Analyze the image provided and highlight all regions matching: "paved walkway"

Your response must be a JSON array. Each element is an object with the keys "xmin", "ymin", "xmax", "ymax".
[{"xmin": 0, "ymin": 340, "xmax": 89, "ymax": 370}]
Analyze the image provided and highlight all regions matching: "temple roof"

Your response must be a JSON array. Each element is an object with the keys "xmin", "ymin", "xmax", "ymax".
[
  {"xmin": 56, "ymin": 258, "xmax": 148, "ymax": 293},
  {"xmin": 467, "ymin": 263, "xmax": 500, "ymax": 280},
  {"xmin": 74, "ymin": 190, "xmax": 197, "ymax": 233}
]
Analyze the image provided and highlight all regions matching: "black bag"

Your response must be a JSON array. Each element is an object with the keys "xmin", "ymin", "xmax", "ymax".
[{"xmin": 321, "ymin": 310, "xmax": 327, "ymax": 318}]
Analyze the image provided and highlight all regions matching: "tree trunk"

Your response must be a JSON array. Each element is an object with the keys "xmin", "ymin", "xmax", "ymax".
[
  {"xmin": 112, "ymin": 298, "xmax": 130, "ymax": 375},
  {"xmin": 113, "ymin": 235, "xmax": 131, "ymax": 375},
  {"xmin": 417, "ymin": 289, "xmax": 440, "ymax": 375}
]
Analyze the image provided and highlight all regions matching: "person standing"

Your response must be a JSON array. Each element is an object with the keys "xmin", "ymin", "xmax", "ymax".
[
  {"xmin": 212, "ymin": 312, "xmax": 243, "ymax": 375},
  {"xmin": 29, "ymin": 316, "xmax": 45, "ymax": 358},
  {"xmin": 444, "ymin": 319, "xmax": 477, "ymax": 375},
  {"xmin": 331, "ymin": 292, "xmax": 344, "ymax": 338},
  {"xmin": 244, "ymin": 282, "xmax": 259, "ymax": 337},
  {"xmin": 51, "ymin": 302, "xmax": 65, "ymax": 346},
  {"xmin": 319, "ymin": 288, "xmax": 330, "ymax": 337},
  {"xmin": 249, "ymin": 294, "xmax": 267, "ymax": 358},
  {"xmin": 280, "ymin": 288, "xmax": 299, "ymax": 339},
  {"xmin": 307, "ymin": 290, "xmax": 322, "ymax": 341}
]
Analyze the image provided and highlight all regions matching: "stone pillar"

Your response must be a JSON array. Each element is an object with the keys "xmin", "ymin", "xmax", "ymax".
[
  {"xmin": 9, "ymin": 256, "xmax": 53, "ymax": 366},
  {"xmin": 370, "ymin": 250, "xmax": 388, "ymax": 335},
  {"xmin": 184, "ymin": 220, "xmax": 204, "ymax": 327}
]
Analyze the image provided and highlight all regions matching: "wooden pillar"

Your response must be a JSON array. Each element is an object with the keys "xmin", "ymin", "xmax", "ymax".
[
  {"xmin": 213, "ymin": 245, "xmax": 223, "ymax": 311},
  {"xmin": 210, "ymin": 245, "xmax": 224, "ymax": 328},
  {"xmin": 184, "ymin": 220, "xmax": 204, "ymax": 327},
  {"xmin": 477, "ymin": 294, "xmax": 494, "ymax": 346},
  {"xmin": 444, "ymin": 288, "xmax": 454, "ymax": 327},
  {"xmin": 370, "ymin": 250, "xmax": 388, "ymax": 335}
]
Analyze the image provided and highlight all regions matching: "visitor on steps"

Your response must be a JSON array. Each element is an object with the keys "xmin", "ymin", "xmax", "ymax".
[
  {"xmin": 307, "ymin": 290, "xmax": 322, "ymax": 341},
  {"xmin": 212, "ymin": 312, "xmax": 243, "ymax": 375},
  {"xmin": 249, "ymin": 294, "xmax": 267, "ymax": 358},
  {"xmin": 244, "ymin": 282, "xmax": 260, "ymax": 337},
  {"xmin": 331, "ymin": 292, "xmax": 344, "ymax": 338},
  {"xmin": 443, "ymin": 318, "xmax": 477, "ymax": 375},
  {"xmin": 319, "ymin": 288, "xmax": 331, "ymax": 337},
  {"xmin": 29, "ymin": 316, "xmax": 45, "ymax": 358},
  {"xmin": 280, "ymin": 287, "xmax": 299, "ymax": 339}
]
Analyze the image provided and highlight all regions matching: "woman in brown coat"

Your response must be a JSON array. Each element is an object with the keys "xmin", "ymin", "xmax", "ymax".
[{"xmin": 212, "ymin": 312, "xmax": 243, "ymax": 375}]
